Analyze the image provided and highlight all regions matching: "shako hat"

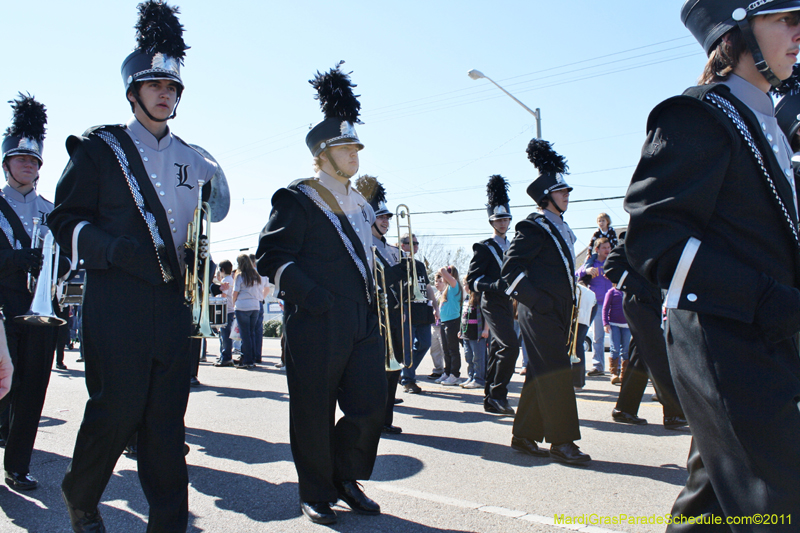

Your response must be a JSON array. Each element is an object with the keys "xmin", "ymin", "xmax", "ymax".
[
  {"xmin": 775, "ymin": 65, "xmax": 800, "ymax": 141},
  {"xmin": 525, "ymin": 138, "xmax": 571, "ymax": 204},
  {"xmin": 486, "ymin": 174, "xmax": 512, "ymax": 221},
  {"xmin": 306, "ymin": 61, "xmax": 364, "ymax": 157},
  {"xmin": 355, "ymin": 175, "xmax": 392, "ymax": 217},
  {"xmin": 681, "ymin": 0, "xmax": 800, "ymax": 87},
  {"xmin": 121, "ymin": 0, "xmax": 188, "ymax": 95},
  {"xmin": 2, "ymin": 93, "xmax": 47, "ymax": 167}
]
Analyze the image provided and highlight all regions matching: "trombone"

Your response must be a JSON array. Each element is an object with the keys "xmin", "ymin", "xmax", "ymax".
[
  {"xmin": 372, "ymin": 246, "xmax": 402, "ymax": 371},
  {"xmin": 15, "ymin": 217, "xmax": 67, "ymax": 326},
  {"xmin": 566, "ymin": 288, "xmax": 582, "ymax": 364},
  {"xmin": 395, "ymin": 204, "xmax": 427, "ymax": 367},
  {"xmin": 185, "ymin": 180, "xmax": 216, "ymax": 338}
]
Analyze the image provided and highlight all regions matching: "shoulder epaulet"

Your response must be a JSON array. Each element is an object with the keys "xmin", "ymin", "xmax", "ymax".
[{"xmin": 65, "ymin": 124, "xmax": 124, "ymax": 156}]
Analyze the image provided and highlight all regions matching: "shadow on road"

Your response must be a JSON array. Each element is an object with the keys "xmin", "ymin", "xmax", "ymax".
[{"xmin": 185, "ymin": 426, "xmax": 293, "ymax": 464}]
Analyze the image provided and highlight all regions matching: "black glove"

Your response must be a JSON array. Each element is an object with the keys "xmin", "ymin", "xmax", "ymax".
[
  {"xmin": 303, "ymin": 286, "xmax": 334, "ymax": 315},
  {"xmin": 210, "ymin": 283, "xmax": 223, "ymax": 296},
  {"xmin": 107, "ymin": 236, "xmax": 139, "ymax": 268},
  {"xmin": 489, "ymin": 278, "xmax": 507, "ymax": 293},
  {"xmin": 621, "ymin": 275, "xmax": 654, "ymax": 304},
  {"xmin": 12, "ymin": 248, "xmax": 43, "ymax": 272},
  {"xmin": 754, "ymin": 276, "xmax": 800, "ymax": 343}
]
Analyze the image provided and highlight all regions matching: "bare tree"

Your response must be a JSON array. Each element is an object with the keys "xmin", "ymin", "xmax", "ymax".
[{"xmin": 416, "ymin": 237, "xmax": 472, "ymax": 282}]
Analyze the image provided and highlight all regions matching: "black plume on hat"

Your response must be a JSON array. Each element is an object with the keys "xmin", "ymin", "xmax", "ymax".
[
  {"xmin": 310, "ymin": 61, "xmax": 362, "ymax": 125},
  {"xmin": 134, "ymin": 0, "xmax": 188, "ymax": 62},
  {"xmin": 355, "ymin": 174, "xmax": 385, "ymax": 204},
  {"xmin": 4, "ymin": 93, "xmax": 47, "ymax": 142},
  {"xmin": 355, "ymin": 174, "xmax": 391, "ymax": 216},
  {"xmin": 486, "ymin": 174, "xmax": 512, "ymax": 221},
  {"xmin": 526, "ymin": 138, "xmax": 568, "ymax": 175}
]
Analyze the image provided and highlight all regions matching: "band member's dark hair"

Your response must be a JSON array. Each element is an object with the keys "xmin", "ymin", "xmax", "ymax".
[
  {"xmin": 219, "ymin": 260, "xmax": 232, "ymax": 275},
  {"xmin": 699, "ymin": 28, "xmax": 747, "ymax": 85}
]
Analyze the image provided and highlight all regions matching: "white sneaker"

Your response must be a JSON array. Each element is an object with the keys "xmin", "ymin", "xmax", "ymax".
[
  {"xmin": 459, "ymin": 378, "xmax": 474, "ymax": 388},
  {"xmin": 462, "ymin": 380, "xmax": 482, "ymax": 389},
  {"xmin": 435, "ymin": 373, "xmax": 449, "ymax": 384},
  {"xmin": 441, "ymin": 375, "xmax": 460, "ymax": 386}
]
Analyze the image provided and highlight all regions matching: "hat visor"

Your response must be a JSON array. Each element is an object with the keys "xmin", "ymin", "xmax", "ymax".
[
  {"xmin": 550, "ymin": 184, "xmax": 573, "ymax": 194},
  {"xmin": 756, "ymin": 2, "xmax": 800, "ymax": 16},
  {"xmin": 489, "ymin": 213, "xmax": 512, "ymax": 221},
  {"xmin": 327, "ymin": 139, "xmax": 364, "ymax": 151},
  {"xmin": 3, "ymin": 148, "xmax": 42, "ymax": 166},
  {"xmin": 133, "ymin": 71, "xmax": 185, "ymax": 89}
]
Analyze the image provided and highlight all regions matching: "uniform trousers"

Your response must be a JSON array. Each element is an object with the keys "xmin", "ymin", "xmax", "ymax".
[
  {"xmin": 513, "ymin": 294, "xmax": 581, "ymax": 445},
  {"xmin": 666, "ymin": 309, "xmax": 800, "ymax": 532},
  {"xmin": 481, "ymin": 297, "xmax": 519, "ymax": 404},
  {"xmin": 284, "ymin": 297, "xmax": 386, "ymax": 503},
  {"xmin": 0, "ymin": 317, "xmax": 57, "ymax": 474},
  {"xmin": 62, "ymin": 271, "xmax": 192, "ymax": 533},
  {"xmin": 616, "ymin": 294, "xmax": 683, "ymax": 419}
]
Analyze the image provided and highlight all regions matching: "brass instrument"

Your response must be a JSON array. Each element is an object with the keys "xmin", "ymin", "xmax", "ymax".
[
  {"xmin": 15, "ymin": 219, "xmax": 66, "ymax": 326},
  {"xmin": 566, "ymin": 287, "xmax": 582, "ymax": 364},
  {"xmin": 395, "ymin": 205, "xmax": 428, "ymax": 365},
  {"xmin": 373, "ymin": 246, "xmax": 403, "ymax": 371},
  {"xmin": 185, "ymin": 180, "xmax": 216, "ymax": 338}
]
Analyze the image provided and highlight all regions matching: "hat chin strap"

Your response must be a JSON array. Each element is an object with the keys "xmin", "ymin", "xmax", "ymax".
[
  {"xmin": 324, "ymin": 147, "xmax": 353, "ymax": 179},
  {"xmin": 736, "ymin": 16, "xmax": 784, "ymax": 89},
  {"xmin": 547, "ymin": 193, "xmax": 566, "ymax": 215},
  {"xmin": 132, "ymin": 89, "xmax": 182, "ymax": 123}
]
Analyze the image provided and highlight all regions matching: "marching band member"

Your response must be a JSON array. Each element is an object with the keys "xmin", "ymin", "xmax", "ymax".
[
  {"xmin": 0, "ymin": 93, "xmax": 67, "ymax": 491},
  {"xmin": 502, "ymin": 139, "xmax": 590, "ymax": 464},
  {"xmin": 355, "ymin": 175, "xmax": 405, "ymax": 434},
  {"xmin": 467, "ymin": 175, "xmax": 518, "ymax": 415},
  {"xmin": 255, "ymin": 62, "xmax": 385, "ymax": 525},
  {"xmin": 47, "ymin": 2, "xmax": 216, "ymax": 531},
  {"xmin": 626, "ymin": 1, "xmax": 800, "ymax": 527}
]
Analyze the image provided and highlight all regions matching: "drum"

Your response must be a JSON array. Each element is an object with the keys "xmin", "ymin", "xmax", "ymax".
[
  {"xmin": 59, "ymin": 269, "xmax": 85, "ymax": 307},
  {"xmin": 209, "ymin": 297, "xmax": 227, "ymax": 329}
]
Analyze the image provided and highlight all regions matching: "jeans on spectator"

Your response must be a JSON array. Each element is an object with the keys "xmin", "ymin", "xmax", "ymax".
[
  {"xmin": 440, "ymin": 318, "xmax": 461, "ymax": 378},
  {"xmin": 254, "ymin": 301, "xmax": 264, "ymax": 363},
  {"xmin": 400, "ymin": 323, "xmax": 433, "ymax": 385},
  {"xmin": 235, "ymin": 309, "xmax": 260, "ymax": 366},
  {"xmin": 609, "ymin": 325, "xmax": 631, "ymax": 366},
  {"xmin": 219, "ymin": 312, "xmax": 235, "ymax": 362},
  {"xmin": 463, "ymin": 338, "xmax": 486, "ymax": 385},
  {"xmin": 590, "ymin": 303, "xmax": 605, "ymax": 371}
]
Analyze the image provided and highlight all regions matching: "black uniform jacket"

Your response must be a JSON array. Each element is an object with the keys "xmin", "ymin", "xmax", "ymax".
[
  {"xmin": 501, "ymin": 212, "xmax": 575, "ymax": 311},
  {"xmin": 467, "ymin": 238, "xmax": 508, "ymax": 305},
  {"xmin": 48, "ymin": 125, "xmax": 209, "ymax": 287},
  {"xmin": 0, "ymin": 199, "xmax": 34, "ymax": 317},
  {"xmin": 603, "ymin": 234, "xmax": 660, "ymax": 304},
  {"xmin": 255, "ymin": 179, "xmax": 374, "ymax": 309},
  {"xmin": 625, "ymin": 84, "xmax": 800, "ymax": 324}
]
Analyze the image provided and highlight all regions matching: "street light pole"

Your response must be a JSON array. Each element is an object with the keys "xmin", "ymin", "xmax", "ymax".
[{"xmin": 467, "ymin": 69, "xmax": 541, "ymax": 139}]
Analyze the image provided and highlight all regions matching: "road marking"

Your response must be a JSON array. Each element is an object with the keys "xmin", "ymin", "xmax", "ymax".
[{"xmin": 374, "ymin": 483, "xmax": 628, "ymax": 533}]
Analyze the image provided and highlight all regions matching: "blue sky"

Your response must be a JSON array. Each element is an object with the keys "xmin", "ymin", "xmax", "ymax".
[{"xmin": 2, "ymin": 1, "xmax": 708, "ymax": 264}]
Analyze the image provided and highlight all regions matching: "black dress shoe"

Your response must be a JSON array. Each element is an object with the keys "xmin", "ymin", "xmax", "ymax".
[
  {"xmin": 550, "ymin": 442, "xmax": 591, "ymax": 465},
  {"xmin": 123, "ymin": 444, "xmax": 137, "ymax": 457},
  {"xmin": 511, "ymin": 436, "xmax": 549, "ymax": 457},
  {"xmin": 382, "ymin": 425, "xmax": 402, "ymax": 434},
  {"xmin": 486, "ymin": 398, "xmax": 515, "ymax": 415},
  {"xmin": 483, "ymin": 403, "xmax": 499, "ymax": 414},
  {"xmin": 427, "ymin": 373, "xmax": 442, "ymax": 381},
  {"xmin": 393, "ymin": 398, "xmax": 404, "ymax": 404},
  {"xmin": 404, "ymin": 382, "xmax": 423, "ymax": 394},
  {"xmin": 664, "ymin": 416, "xmax": 689, "ymax": 430},
  {"xmin": 63, "ymin": 490, "xmax": 106, "ymax": 532},
  {"xmin": 300, "ymin": 501, "xmax": 337, "ymax": 524},
  {"xmin": 56, "ymin": 362, "xmax": 67, "ymax": 370},
  {"xmin": 612, "ymin": 409, "xmax": 648, "ymax": 425},
  {"xmin": 5, "ymin": 471, "xmax": 38, "ymax": 491},
  {"xmin": 189, "ymin": 376, "xmax": 200, "ymax": 387},
  {"xmin": 336, "ymin": 480, "xmax": 380, "ymax": 515}
]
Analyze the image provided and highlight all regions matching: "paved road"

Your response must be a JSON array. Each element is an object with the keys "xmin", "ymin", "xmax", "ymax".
[{"xmin": 0, "ymin": 339, "xmax": 690, "ymax": 532}]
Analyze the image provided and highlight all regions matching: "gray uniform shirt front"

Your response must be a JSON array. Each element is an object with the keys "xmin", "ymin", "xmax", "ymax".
[
  {"xmin": 124, "ymin": 117, "xmax": 217, "ymax": 274},
  {"xmin": 316, "ymin": 170, "xmax": 375, "ymax": 271},
  {"xmin": 722, "ymin": 75, "xmax": 798, "ymax": 216},
  {"xmin": 541, "ymin": 208, "xmax": 576, "ymax": 259},
  {"xmin": 372, "ymin": 234, "xmax": 400, "ymax": 267},
  {"xmin": 2, "ymin": 185, "xmax": 54, "ymax": 243}
]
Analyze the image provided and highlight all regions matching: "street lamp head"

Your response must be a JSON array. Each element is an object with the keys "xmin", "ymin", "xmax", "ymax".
[{"xmin": 467, "ymin": 69, "xmax": 485, "ymax": 80}]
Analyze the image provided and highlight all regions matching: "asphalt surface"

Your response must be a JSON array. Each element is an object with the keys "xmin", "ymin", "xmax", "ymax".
[{"xmin": 0, "ymin": 339, "xmax": 691, "ymax": 533}]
